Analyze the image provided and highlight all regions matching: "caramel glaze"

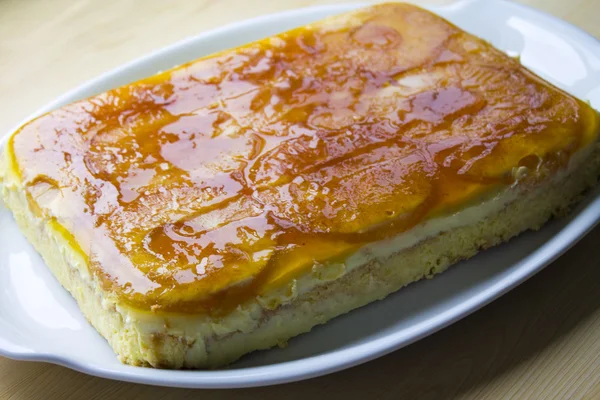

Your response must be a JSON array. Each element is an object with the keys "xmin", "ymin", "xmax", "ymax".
[{"xmin": 9, "ymin": 3, "xmax": 599, "ymax": 314}]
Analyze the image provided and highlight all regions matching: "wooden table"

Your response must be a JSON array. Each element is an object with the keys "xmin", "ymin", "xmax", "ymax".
[{"xmin": 1, "ymin": 0, "xmax": 599, "ymax": 398}]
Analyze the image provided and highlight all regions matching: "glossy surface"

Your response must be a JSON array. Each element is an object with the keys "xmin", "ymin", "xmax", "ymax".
[
  {"xmin": 1, "ymin": 0, "xmax": 600, "ymax": 388},
  {"xmin": 7, "ymin": 3, "xmax": 598, "ymax": 314}
]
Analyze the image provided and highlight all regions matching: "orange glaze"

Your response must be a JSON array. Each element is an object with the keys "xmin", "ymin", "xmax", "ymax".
[{"xmin": 8, "ymin": 3, "xmax": 599, "ymax": 314}]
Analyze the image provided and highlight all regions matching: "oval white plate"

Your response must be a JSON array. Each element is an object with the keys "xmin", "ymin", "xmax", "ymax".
[{"xmin": 1, "ymin": 0, "xmax": 600, "ymax": 389}]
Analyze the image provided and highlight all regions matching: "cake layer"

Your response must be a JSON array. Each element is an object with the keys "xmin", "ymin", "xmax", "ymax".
[{"xmin": 3, "ymin": 3, "xmax": 599, "ymax": 315}]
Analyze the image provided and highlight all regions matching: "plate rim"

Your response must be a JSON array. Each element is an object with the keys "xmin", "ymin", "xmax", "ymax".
[{"xmin": 1, "ymin": 0, "xmax": 600, "ymax": 388}]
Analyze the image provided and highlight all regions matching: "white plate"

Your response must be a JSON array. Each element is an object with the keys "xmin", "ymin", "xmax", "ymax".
[{"xmin": 1, "ymin": 0, "xmax": 600, "ymax": 389}]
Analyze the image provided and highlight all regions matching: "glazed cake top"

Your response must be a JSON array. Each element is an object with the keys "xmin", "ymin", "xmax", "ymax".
[{"xmin": 7, "ymin": 3, "xmax": 598, "ymax": 314}]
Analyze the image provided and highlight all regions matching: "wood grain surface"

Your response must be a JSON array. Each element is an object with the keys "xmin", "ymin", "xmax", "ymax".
[{"xmin": 1, "ymin": 0, "xmax": 599, "ymax": 398}]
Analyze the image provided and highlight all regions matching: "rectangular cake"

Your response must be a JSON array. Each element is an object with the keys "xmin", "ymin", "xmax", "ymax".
[{"xmin": 1, "ymin": 3, "xmax": 599, "ymax": 368}]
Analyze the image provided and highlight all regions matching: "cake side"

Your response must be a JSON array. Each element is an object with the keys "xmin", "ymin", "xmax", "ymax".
[{"xmin": 2, "ymin": 141, "xmax": 598, "ymax": 368}]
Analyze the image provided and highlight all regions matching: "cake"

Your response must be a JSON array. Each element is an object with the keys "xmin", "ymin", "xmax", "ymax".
[{"xmin": 1, "ymin": 2, "xmax": 599, "ymax": 368}]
